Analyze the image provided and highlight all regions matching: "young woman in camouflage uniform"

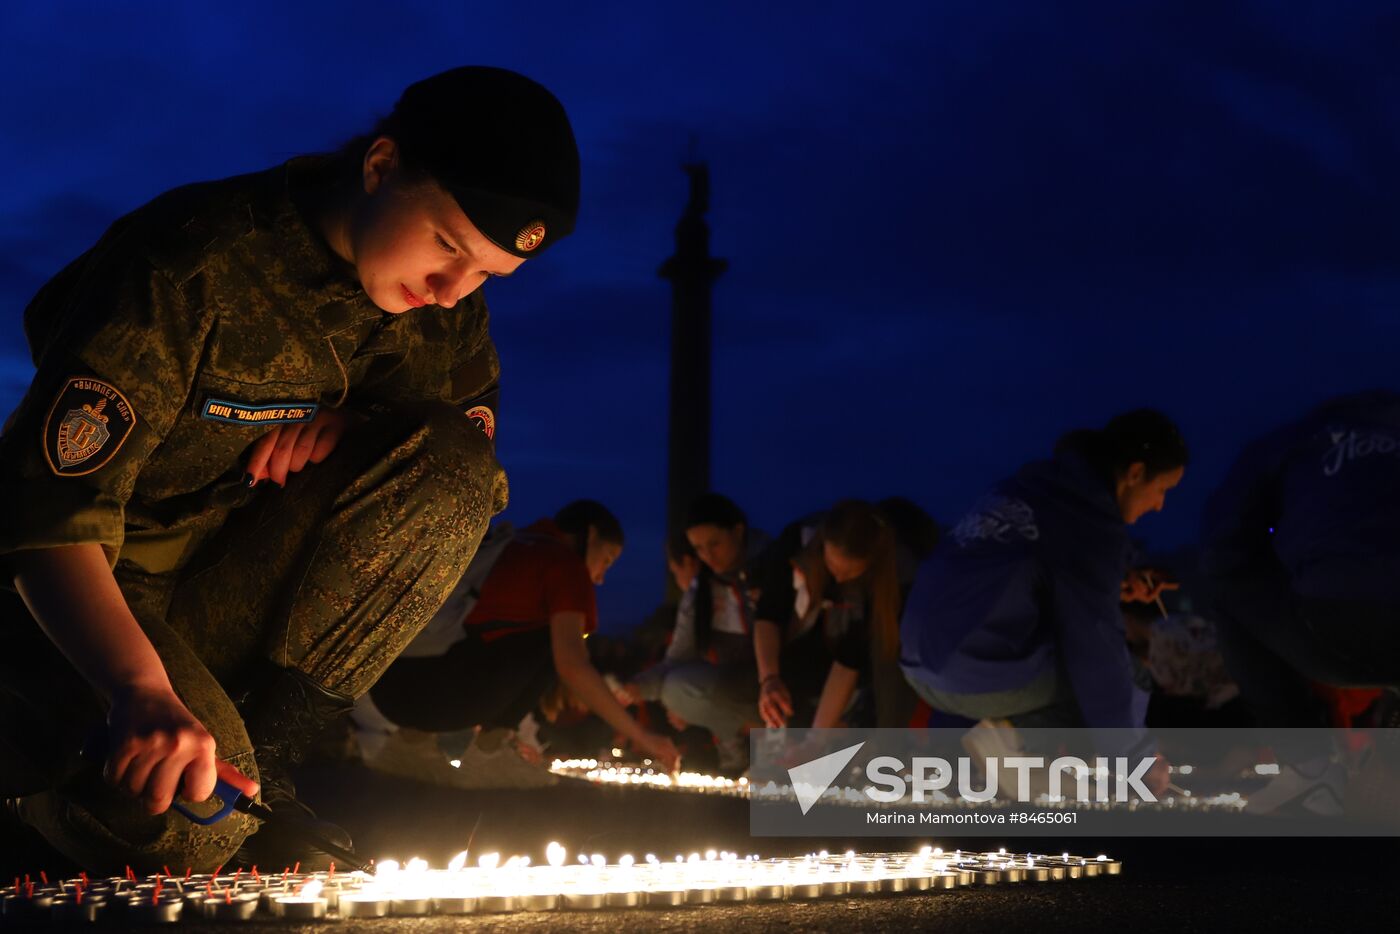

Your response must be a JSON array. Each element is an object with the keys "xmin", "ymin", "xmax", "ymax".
[{"xmin": 0, "ymin": 66, "xmax": 578, "ymax": 871}]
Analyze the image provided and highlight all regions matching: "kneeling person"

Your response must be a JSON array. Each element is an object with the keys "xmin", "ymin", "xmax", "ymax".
[{"xmin": 367, "ymin": 501, "xmax": 681, "ymax": 773}]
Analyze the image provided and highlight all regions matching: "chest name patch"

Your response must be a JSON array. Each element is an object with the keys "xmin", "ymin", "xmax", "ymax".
[
  {"xmin": 43, "ymin": 377, "xmax": 137, "ymax": 476},
  {"xmin": 200, "ymin": 397, "xmax": 319, "ymax": 426}
]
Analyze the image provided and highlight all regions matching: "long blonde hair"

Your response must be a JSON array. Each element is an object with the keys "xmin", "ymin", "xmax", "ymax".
[{"xmin": 796, "ymin": 500, "xmax": 902, "ymax": 662}]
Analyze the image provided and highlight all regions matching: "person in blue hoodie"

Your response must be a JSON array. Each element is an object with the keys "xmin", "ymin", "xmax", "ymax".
[
  {"xmin": 1202, "ymin": 391, "xmax": 1400, "ymax": 732},
  {"xmin": 900, "ymin": 409, "xmax": 1186, "ymax": 795}
]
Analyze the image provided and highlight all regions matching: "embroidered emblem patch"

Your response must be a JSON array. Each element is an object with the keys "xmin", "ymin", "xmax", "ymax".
[
  {"xmin": 514, "ymin": 220, "xmax": 546, "ymax": 252},
  {"xmin": 43, "ymin": 377, "xmax": 137, "ymax": 476},
  {"xmin": 199, "ymin": 397, "xmax": 319, "ymax": 426},
  {"xmin": 465, "ymin": 404, "xmax": 496, "ymax": 440}
]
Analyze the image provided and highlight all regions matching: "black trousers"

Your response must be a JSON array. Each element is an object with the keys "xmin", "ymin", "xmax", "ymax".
[
  {"xmin": 1213, "ymin": 554, "xmax": 1400, "ymax": 758},
  {"xmin": 368, "ymin": 627, "xmax": 556, "ymax": 733}
]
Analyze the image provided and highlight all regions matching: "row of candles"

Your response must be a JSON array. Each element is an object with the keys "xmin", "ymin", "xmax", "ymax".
[
  {"xmin": 0, "ymin": 846, "xmax": 1120, "ymax": 923},
  {"xmin": 549, "ymin": 759, "xmax": 1248, "ymax": 812}
]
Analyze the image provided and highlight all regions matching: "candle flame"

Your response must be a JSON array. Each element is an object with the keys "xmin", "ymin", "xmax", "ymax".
[
  {"xmin": 619, "ymin": 855, "xmax": 635, "ymax": 869},
  {"xmin": 447, "ymin": 851, "xmax": 468, "ymax": 873},
  {"xmin": 479, "ymin": 853, "xmax": 500, "ymax": 871},
  {"xmin": 376, "ymin": 860, "xmax": 400, "ymax": 877},
  {"xmin": 406, "ymin": 857, "xmax": 429, "ymax": 874},
  {"xmin": 301, "ymin": 880, "xmax": 323, "ymax": 900},
  {"xmin": 546, "ymin": 842, "xmax": 567, "ymax": 868},
  {"xmin": 590, "ymin": 854, "xmax": 605, "ymax": 868}
]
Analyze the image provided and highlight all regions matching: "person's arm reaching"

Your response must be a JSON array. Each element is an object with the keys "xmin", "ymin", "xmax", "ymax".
[
  {"xmin": 754, "ymin": 618, "xmax": 793, "ymax": 727},
  {"xmin": 549, "ymin": 611, "xmax": 680, "ymax": 771},
  {"xmin": 810, "ymin": 661, "xmax": 860, "ymax": 729},
  {"xmin": 12, "ymin": 544, "xmax": 257, "ymax": 813}
]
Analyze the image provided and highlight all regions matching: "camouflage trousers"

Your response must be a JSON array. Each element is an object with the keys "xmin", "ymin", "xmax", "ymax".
[{"xmin": 0, "ymin": 402, "xmax": 505, "ymax": 871}]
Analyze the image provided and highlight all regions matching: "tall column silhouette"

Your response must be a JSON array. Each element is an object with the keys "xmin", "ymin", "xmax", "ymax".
[{"xmin": 659, "ymin": 163, "xmax": 727, "ymax": 547}]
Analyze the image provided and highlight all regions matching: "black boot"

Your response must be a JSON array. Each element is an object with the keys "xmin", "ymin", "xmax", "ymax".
[{"xmin": 233, "ymin": 664, "xmax": 355, "ymax": 871}]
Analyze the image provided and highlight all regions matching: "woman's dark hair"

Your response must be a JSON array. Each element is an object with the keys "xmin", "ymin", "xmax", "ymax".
[
  {"xmin": 684, "ymin": 492, "xmax": 747, "ymax": 531},
  {"xmin": 554, "ymin": 500, "xmax": 623, "ymax": 555},
  {"xmin": 1055, "ymin": 409, "xmax": 1189, "ymax": 482},
  {"xmin": 666, "ymin": 528, "xmax": 697, "ymax": 563},
  {"xmin": 795, "ymin": 500, "xmax": 902, "ymax": 663},
  {"xmin": 876, "ymin": 496, "xmax": 940, "ymax": 560}
]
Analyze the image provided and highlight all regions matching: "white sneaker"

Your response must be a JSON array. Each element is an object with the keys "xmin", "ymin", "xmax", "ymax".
[
  {"xmin": 1244, "ymin": 757, "xmax": 1346, "ymax": 817},
  {"xmin": 961, "ymin": 718, "xmax": 1052, "ymax": 802}
]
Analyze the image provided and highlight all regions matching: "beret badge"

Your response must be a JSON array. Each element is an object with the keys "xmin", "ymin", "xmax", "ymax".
[{"xmin": 515, "ymin": 221, "xmax": 547, "ymax": 252}]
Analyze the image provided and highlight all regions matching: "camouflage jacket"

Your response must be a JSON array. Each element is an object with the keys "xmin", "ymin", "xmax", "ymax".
[{"xmin": 0, "ymin": 159, "xmax": 500, "ymax": 574}]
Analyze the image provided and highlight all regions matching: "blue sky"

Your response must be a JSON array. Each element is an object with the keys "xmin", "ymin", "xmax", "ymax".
[{"xmin": 4, "ymin": 2, "xmax": 1400, "ymax": 629}]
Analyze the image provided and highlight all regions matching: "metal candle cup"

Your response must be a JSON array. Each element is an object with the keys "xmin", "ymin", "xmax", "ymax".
[
  {"xmin": 432, "ymin": 895, "xmax": 476, "ymax": 914},
  {"xmin": 476, "ymin": 894, "xmax": 517, "ymax": 913},
  {"xmin": 274, "ymin": 896, "xmax": 327, "ymax": 920},
  {"xmin": 337, "ymin": 893, "xmax": 390, "ymax": 918},
  {"xmin": 714, "ymin": 885, "xmax": 748, "ymax": 902},
  {"xmin": 2, "ymin": 893, "xmax": 54, "ymax": 921},
  {"xmin": 749, "ymin": 883, "xmax": 786, "ymax": 901},
  {"xmin": 562, "ymin": 891, "xmax": 608, "ymax": 910},
  {"xmin": 603, "ymin": 891, "xmax": 640, "ymax": 908},
  {"xmin": 645, "ymin": 889, "xmax": 687, "ymax": 907},
  {"xmin": 50, "ymin": 895, "xmax": 105, "ymax": 923},
  {"xmin": 202, "ymin": 894, "xmax": 260, "ymax": 921},
  {"xmin": 125, "ymin": 895, "xmax": 184, "ymax": 923},
  {"xmin": 390, "ymin": 896, "xmax": 430, "ymax": 916}
]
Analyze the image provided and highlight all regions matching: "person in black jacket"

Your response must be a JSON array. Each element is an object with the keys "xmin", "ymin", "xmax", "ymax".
[{"xmin": 1202, "ymin": 391, "xmax": 1400, "ymax": 813}]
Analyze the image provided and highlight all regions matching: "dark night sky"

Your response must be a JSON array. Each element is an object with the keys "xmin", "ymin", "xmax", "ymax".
[{"xmin": 4, "ymin": 2, "xmax": 1400, "ymax": 630}]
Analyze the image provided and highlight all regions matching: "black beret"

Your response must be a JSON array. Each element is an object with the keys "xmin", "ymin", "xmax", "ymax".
[{"xmin": 391, "ymin": 66, "xmax": 579, "ymax": 258}]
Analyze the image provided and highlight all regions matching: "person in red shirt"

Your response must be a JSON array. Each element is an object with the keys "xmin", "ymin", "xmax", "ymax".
[{"xmin": 368, "ymin": 501, "xmax": 680, "ymax": 770}]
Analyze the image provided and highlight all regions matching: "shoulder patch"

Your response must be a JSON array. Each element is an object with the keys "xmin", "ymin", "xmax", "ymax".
[
  {"xmin": 465, "ymin": 404, "xmax": 496, "ymax": 441},
  {"xmin": 43, "ymin": 377, "xmax": 137, "ymax": 476}
]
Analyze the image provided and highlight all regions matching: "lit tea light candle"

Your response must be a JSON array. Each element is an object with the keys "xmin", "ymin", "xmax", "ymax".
[
  {"xmin": 1096, "ymin": 854, "xmax": 1123, "ymax": 875},
  {"xmin": 273, "ymin": 879, "xmax": 327, "ymax": 921},
  {"xmin": 337, "ymin": 892, "xmax": 390, "ymax": 918},
  {"xmin": 433, "ymin": 894, "xmax": 477, "ymax": 914},
  {"xmin": 475, "ymin": 894, "xmax": 517, "ymax": 913},
  {"xmin": 390, "ymin": 896, "xmax": 431, "ymax": 916}
]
